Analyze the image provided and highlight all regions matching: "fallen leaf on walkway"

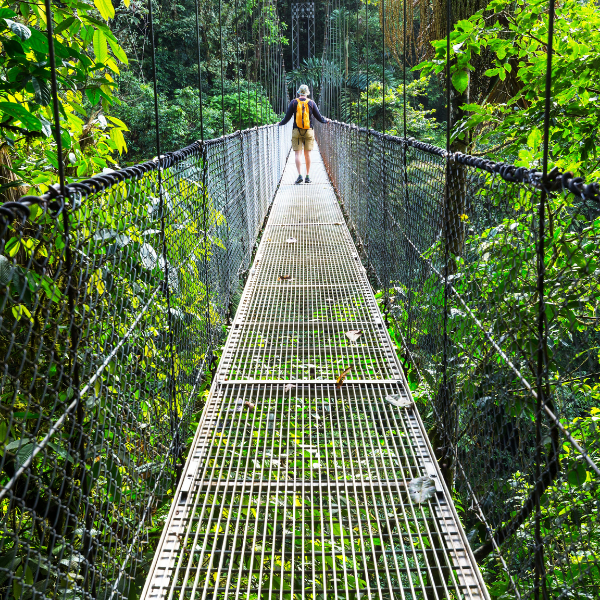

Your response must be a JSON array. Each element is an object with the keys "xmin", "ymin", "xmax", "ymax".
[
  {"xmin": 345, "ymin": 330, "xmax": 363, "ymax": 342},
  {"xmin": 283, "ymin": 383, "xmax": 295, "ymax": 393},
  {"xmin": 286, "ymin": 237, "xmax": 297, "ymax": 244},
  {"xmin": 335, "ymin": 366, "xmax": 353, "ymax": 389},
  {"xmin": 278, "ymin": 275, "xmax": 292, "ymax": 281},
  {"xmin": 408, "ymin": 476, "xmax": 436, "ymax": 504},
  {"xmin": 386, "ymin": 394, "xmax": 412, "ymax": 408},
  {"xmin": 244, "ymin": 401, "xmax": 255, "ymax": 410}
]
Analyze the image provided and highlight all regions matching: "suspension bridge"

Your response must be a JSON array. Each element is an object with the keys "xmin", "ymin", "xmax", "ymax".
[
  {"xmin": 1, "ymin": 1, "xmax": 600, "ymax": 600},
  {"xmin": 140, "ymin": 139, "xmax": 486, "ymax": 600}
]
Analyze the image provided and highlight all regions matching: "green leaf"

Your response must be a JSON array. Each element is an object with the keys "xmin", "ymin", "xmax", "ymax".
[
  {"xmin": 527, "ymin": 128, "xmax": 542, "ymax": 150},
  {"xmin": 451, "ymin": 69, "xmax": 469, "ymax": 94},
  {"xmin": 54, "ymin": 16, "xmax": 77, "ymax": 35},
  {"xmin": 107, "ymin": 36, "xmax": 128, "ymax": 64},
  {"xmin": 93, "ymin": 29, "xmax": 108, "ymax": 64},
  {"xmin": 40, "ymin": 116, "xmax": 52, "ymax": 137},
  {"xmin": 567, "ymin": 461, "xmax": 587, "ymax": 486},
  {"xmin": 106, "ymin": 115, "xmax": 128, "ymax": 130},
  {"xmin": 94, "ymin": 0, "xmax": 115, "ymax": 21},
  {"xmin": 27, "ymin": 28, "xmax": 49, "ymax": 53},
  {"xmin": 4, "ymin": 18, "xmax": 31, "ymax": 40},
  {"xmin": 81, "ymin": 24, "xmax": 94, "ymax": 44},
  {"xmin": 0, "ymin": 102, "xmax": 42, "ymax": 132},
  {"xmin": 31, "ymin": 77, "xmax": 51, "ymax": 106}
]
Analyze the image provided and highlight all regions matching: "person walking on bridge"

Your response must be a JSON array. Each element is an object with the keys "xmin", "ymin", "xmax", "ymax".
[{"xmin": 278, "ymin": 84, "xmax": 329, "ymax": 184}]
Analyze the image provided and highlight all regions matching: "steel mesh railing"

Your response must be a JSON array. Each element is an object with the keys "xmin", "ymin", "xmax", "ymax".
[
  {"xmin": 0, "ymin": 124, "xmax": 290, "ymax": 600},
  {"xmin": 317, "ymin": 120, "xmax": 600, "ymax": 599}
]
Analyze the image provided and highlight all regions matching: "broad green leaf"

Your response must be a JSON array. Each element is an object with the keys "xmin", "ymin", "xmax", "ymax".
[
  {"xmin": 94, "ymin": 0, "xmax": 115, "ymax": 21},
  {"xmin": 4, "ymin": 18, "xmax": 30, "ymax": 40},
  {"xmin": 31, "ymin": 77, "xmax": 51, "ymax": 106},
  {"xmin": 110, "ymin": 127, "xmax": 127, "ymax": 154},
  {"xmin": 566, "ymin": 461, "xmax": 587, "ymax": 486},
  {"xmin": 93, "ymin": 29, "xmax": 108, "ymax": 64},
  {"xmin": 0, "ymin": 102, "xmax": 42, "ymax": 132},
  {"xmin": 106, "ymin": 115, "xmax": 128, "ymax": 129},
  {"xmin": 451, "ymin": 69, "xmax": 469, "ymax": 94},
  {"xmin": 527, "ymin": 129, "xmax": 542, "ymax": 150},
  {"xmin": 54, "ymin": 16, "xmax": 77, "ymax": 35},
  {"xmin": 107, "ymin": 36, "xmax": 128, "ymax": 64},
  {"xmin": 27, "ymin": 28, "xmax": 49, "ymax": 53}
]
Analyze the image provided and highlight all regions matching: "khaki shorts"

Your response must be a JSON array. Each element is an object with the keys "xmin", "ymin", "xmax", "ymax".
[{"xmin": 292, "ymin": 127, "xmax": 315, "ymax": 151}]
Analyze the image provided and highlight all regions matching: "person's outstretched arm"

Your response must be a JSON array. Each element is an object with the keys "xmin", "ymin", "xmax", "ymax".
[
  {"xmin": 311, "ymin": 101, "xmax": 329, "ymax": 124},
  {"xmin": 279, "ymin": 100, "xmax": 296, "ymax": 126}
]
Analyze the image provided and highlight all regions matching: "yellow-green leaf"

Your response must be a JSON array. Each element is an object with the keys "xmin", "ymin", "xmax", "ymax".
[
  {"xmin": 107, "ymin": 37, "xmax": 128, "ymax": 65},
  {"xmin": 110, "ymin": 127, "xmax": 127, "ymax": 154},
  {"xmin": 93, "ymin": 29, "xmax": 108, "ymax": 64},
  {"xmin": 94, "ymin": 0, "xmax": 115, "ymax": 20}
]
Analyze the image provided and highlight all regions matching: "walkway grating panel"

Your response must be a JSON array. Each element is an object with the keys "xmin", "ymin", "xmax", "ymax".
[{"xmin": 141, "ymin": 145, "xmax": 489, "ymax": 600}]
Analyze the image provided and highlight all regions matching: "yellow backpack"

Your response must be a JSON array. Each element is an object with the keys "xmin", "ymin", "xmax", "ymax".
[{"xmin": 295, "ymin": 99, "xmax": 311, "ymax": 129}]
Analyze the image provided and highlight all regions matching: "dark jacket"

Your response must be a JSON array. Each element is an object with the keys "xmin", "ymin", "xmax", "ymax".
[{"xmin": 279, "ymin": 97, "xmax": 328, "ymax": 129}]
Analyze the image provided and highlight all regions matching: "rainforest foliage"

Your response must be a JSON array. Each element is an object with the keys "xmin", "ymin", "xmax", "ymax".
[{"xmin": 1, "ymin": 0, "xmax": 600, "ymax": 599}]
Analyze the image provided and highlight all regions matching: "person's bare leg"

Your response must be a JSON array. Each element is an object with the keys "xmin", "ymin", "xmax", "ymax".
[
  {"xmin": 304, "ymin": 149, "xmax": 311, "ymax": 175},
  {"xmin": 295, "ymin": 150, "xmax": 302, "ymax": 175}
]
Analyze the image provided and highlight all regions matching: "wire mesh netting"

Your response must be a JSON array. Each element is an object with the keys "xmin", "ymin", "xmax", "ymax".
[
  {"xmin": 0, "ymin": 124, "xmax": 290, "ymax": 600},
  {"xmin": 317, "ymin": 120, "xmax": 600, "ymax": 599}
]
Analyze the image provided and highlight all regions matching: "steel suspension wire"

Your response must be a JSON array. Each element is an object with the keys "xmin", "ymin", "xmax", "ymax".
[
  {"xmin": 2, "ymin": 3, "xmax": 290, "ymax": 600},
  {"xmin": 534, "ymin": 2, "xmax": 556, "ymax": 598},
  {"xmin": 194, "ymin": 0, "xmax": 204, "ymax": 139},
  {"xmin": 147, "ymin": 0, "xmax": 178, "ymax": 450},
  {"xmin": 219, "ymin": 0, "xmax": 226, "ymax": 137}
]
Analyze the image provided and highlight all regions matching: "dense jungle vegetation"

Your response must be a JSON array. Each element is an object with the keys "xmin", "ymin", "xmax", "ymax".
[{"xmin": 1, "ymin": 0, "xmax": 599, "ymax": 599}]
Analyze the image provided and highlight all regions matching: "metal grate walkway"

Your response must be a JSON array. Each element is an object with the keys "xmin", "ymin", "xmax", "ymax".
[{"xmin": 141, "ymin": 145, "xmax": 489, "ymax": 600}]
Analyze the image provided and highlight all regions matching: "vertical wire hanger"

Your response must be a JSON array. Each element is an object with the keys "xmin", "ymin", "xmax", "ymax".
[
  {"xmin": 441, "ymin": 0, "xmax": 452, "ymax": 467},
  {"xmin": 218, "ymin": 0, "xmax": 226, "ymax": 136},
  {"xmin": 43, "ymin": 0, "xmax": 66, "ymax": 198},
  {"xmin": 147, "ymin": 0, "xmax": 178, "ymax": 446},
  {"xmin": 535, "ymin": 2, "xmax": 556, "ymax": 599},
  {"xmin": 194, "ymin": 0, "xmax": 204, "ymax": 140},
  {"xmin": 382, "ymin": 0, "xmax": 385, "ymax": 133},
  {"xmin": 235, "ymin": 0, "xmax": 241, "ymax": 129},
  {"xmin": 365, "ymin": 0, "xmax": 369, "ymax": 127},
  {"xmin": 403, "ymin": 0, "xmax": 407, "ymax": 139}
]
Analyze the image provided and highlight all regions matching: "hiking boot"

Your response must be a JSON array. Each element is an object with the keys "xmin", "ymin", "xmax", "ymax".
[
  {"xmin": 294, "ymin": 175, "xmax": 303, "ymax": 184},
  {"xmin": 304, "ymin": 175, "xmax": 311, "ymax": 184}
]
